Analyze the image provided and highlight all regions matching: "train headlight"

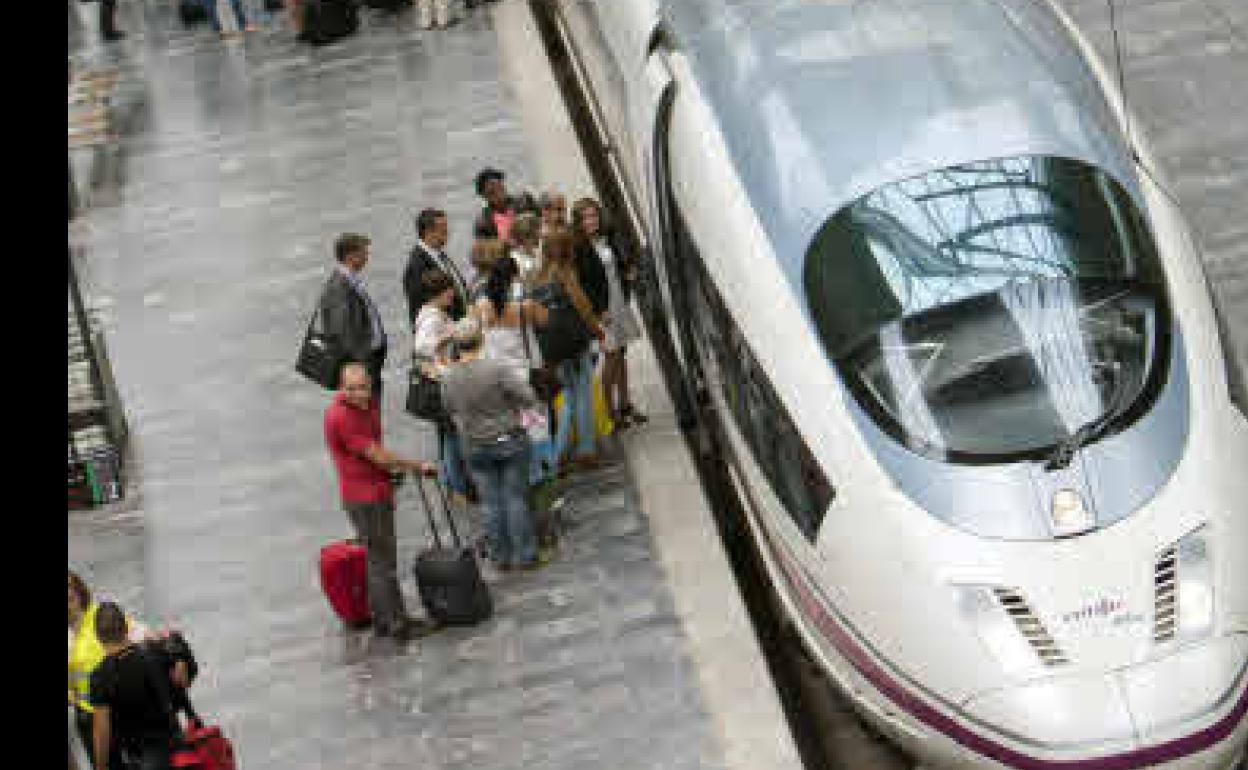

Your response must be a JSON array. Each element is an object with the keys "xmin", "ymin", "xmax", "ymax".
[
  {"xmin": 1174, "ymin": 525, "xmax": 1214, "ymax": 642},
  {"xmin": 1050, "ymin": 488, "xmax": 1093, "ymax": 537}
]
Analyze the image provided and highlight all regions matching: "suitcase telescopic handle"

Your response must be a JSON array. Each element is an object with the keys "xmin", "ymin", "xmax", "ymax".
[{"xmin": 411, "ymin": 472, "xmax": 462, "ymax": 549}]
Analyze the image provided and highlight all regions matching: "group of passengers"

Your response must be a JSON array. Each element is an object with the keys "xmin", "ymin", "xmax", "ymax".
[
  {"xmin": 69, "ymin": 169, "xmax": 650, "ymax": 764},
  {"xmin": 317, "ymin": 166, "xmax": 648, "ymax": 640}
]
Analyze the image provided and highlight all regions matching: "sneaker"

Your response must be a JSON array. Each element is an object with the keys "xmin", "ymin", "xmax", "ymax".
[{"xmin": 516, "ymin": 546, "xmax": 554, "ymax": 571}]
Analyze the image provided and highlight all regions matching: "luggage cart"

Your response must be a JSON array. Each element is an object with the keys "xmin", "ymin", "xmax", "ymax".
[{"xmin": 68, "ymin": 244, "xmax": 127, "ymax": 509}]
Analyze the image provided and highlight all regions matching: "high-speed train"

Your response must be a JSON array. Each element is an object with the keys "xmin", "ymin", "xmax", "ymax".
[{"xmin": 545, "ymin": 0, "xmax": 1248, "ymax": 767}]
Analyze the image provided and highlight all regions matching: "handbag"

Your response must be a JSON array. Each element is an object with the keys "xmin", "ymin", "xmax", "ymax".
[
  {"xmin": 295, "ymin": 305, "xmax": 343, "ymax": 390},
  {"xmin": 405, "ymin": 358, "xmax": 449, "ymax": 423},
  {"xmin": 520, "ymin": 299, "xmax": 561, "ymax": 402}
]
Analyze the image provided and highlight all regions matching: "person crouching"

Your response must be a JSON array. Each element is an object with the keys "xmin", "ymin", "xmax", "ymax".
[{"xmin": 439, "ymin": 319, "xmax": 549, "ymax": 570}]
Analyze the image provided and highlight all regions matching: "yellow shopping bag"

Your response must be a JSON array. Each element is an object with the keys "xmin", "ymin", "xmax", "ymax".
[{"xmin": 552, "ymin": 374, "xmax": 615, "ymax": 440}]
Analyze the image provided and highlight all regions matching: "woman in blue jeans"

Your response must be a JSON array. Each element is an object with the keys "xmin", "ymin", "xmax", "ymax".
[
  {"xmin": 530, "ymin": 228, "xmax": 606, "ymax": 474},
  {"xmin": 440, "ymin": 320, "xmax": 548, "ymax": 569},
  {"xmin": 556, "ymin": 348, "xmax": 597, "ymax": 470}
]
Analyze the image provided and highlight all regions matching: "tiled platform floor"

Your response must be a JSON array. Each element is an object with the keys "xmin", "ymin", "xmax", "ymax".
[
  {"xmin": 67, "ymin": 3, "xmax": 727, "ymax": 768},
  {"xmin": 1058, "ymin": 0, "xmax": 1248, "ymax": 347}
]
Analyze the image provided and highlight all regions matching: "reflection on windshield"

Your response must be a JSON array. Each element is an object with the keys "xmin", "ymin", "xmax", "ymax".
[{"xmin": 805, "ymin": 156, "xmax": 1168, "ymax": 462}]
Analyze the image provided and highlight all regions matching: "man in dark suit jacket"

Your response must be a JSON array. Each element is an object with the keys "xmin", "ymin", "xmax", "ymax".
[
  {"xmin": 403, "ymin": 208, "xmax": 469, "ymax": 326},
  {"xmin": 320, "ymin": 233, "xmax": 388, "ymax": 393}
]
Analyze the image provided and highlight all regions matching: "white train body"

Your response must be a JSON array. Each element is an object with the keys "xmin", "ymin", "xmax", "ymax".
[{"xmin": 549, "ymin": 0, "xmax": 1248, "ymax": 767}]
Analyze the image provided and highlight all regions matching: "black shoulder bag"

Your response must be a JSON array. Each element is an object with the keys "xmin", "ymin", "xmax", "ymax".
[
  {"xmin": 406, "ymin": 356, "xmax": 450, "ymax": 424},
  {"xmin": 520, "ymin": 297, "xmax": 561, "ymax": 402},
  {"xmin": 295, "ymin": 305, "xmax": 343, "ymax": 390}
]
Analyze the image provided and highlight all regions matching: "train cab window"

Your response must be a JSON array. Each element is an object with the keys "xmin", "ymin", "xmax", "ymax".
[
  {"xmin": 802, "ymin": 155, "xmax": 1173, "ymax": 464},
  {"xmin": 675, "ymin": 209, "xmax": 834, "ymax": 541}
]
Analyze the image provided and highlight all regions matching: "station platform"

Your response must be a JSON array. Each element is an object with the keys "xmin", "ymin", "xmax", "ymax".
[{"xmin": 66, "ymin": 1, "xmax": 800, "ymax": 768}]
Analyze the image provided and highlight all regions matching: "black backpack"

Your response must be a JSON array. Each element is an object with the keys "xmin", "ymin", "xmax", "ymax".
[
  {"xmin": 142, "ymin": 632, "xmax": 199, "ymax": 686},
  {"xmin": 531, "ymin": 282, "xmax": 593, "ymax": 367},
  {"xmin": 140, "ymin": 632, "xmax": 200, "ymax": 723}
]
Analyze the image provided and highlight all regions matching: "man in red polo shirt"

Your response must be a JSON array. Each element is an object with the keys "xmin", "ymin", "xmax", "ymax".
[{"xmin": 325, "ymin": 362, "xmax": 439, "ymax": 641}]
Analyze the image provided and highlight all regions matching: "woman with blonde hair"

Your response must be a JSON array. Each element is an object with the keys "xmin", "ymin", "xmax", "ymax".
[
  {"xmin": 509, "ymin": 212, "xmax": 543, "ymax": 284},
  {"xmin": 532, "ymin": 228, "xmax": 606, "ymax": 472},
  {"xmin": 469, "ymin": 238, "xmax": 508, "ymax": 302}
]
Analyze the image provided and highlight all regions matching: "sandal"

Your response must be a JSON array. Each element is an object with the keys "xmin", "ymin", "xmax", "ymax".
[
  {"xmin": 620, "ymin": 405, "xmax": 648, "ymax": 426},
  {"xmin": 610, "ymin": 410, "xmax": 632, "ymax": 431},
  {"xmin": 572, "ymin": 454, "xmax": 602, "ymax": 472}
]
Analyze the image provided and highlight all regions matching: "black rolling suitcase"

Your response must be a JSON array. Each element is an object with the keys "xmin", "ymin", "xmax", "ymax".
[
  {"xmin": 179, "ymin": 0, "xmax": 208, "ymax": 26},
  {"xmin": 412, "ymin": 477, "xmax": 493, "ymax": 626},
  {"xmin": 302, "ymin": 0, "xmax": 359, "ymax": 45}
]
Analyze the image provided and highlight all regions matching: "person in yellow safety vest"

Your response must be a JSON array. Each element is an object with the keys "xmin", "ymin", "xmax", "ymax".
[{"xmin": 68, "ymin": 570, "xmax": 148, "ymax": 758}]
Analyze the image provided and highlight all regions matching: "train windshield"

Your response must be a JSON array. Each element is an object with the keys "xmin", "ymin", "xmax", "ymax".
[{"xmin": 803, "ymin": 156, "xmax": 1171, "ymax": 463}]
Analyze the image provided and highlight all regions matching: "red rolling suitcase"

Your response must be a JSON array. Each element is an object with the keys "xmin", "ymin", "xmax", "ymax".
[
  {"xmin": 169, "ymin": 692, "xmax": 237, "ymax": 770},
  {"xmin": 170, "ymin": 719, "xmax": 237, "ymax": 770},
  {"xmin": 319, "ymin": 540, "xmax": 371, "ymax": 627}
]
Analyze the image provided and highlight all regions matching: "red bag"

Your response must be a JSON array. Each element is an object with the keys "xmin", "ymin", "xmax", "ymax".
[
  {"xmin": 319, "ymin": 540, "xmax": 371, "ymax": 626},
  {"xmin": 170, "ymin": 721, "xmax": 236, "ymax": 770}
]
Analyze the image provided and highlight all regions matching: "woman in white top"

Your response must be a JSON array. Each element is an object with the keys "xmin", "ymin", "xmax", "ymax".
[
  {"xmin": 471, "ymin": 253, "xmax": 552, "ymax": 484},
  {"xmin": 412, "ymin": 270, "xmax": 458, "ymax": 362},
  {"xmin": 413, "ymin": 270, "xmax": 474, "ymax": 501},
  {"xmin": 510, "ymin": 212, "xmax": 543, "ymax": 286},
  {"xmin": 471, "ymin": 253, "xmax": 549, "ymax": 375}
]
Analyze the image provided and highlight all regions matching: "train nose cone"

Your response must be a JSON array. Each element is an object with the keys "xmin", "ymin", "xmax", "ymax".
[
  {"xmin": 963, "ymin": 634, "xmax": 1248, "ymax": 762},
  {"xmin": 964, "ymin": 673, "xmax": 1136, "ymax": 750},
  {"xmin": 1118, "ymin": 633, "xmax": 1248, "ymax": 746}
]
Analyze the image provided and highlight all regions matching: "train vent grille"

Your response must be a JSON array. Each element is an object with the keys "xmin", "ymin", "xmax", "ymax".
[
  {"xmin": 1154, "ymin": 545, "xmax": 1178, "ymax": 643},
  {"xmin": 992, "ymin": 588, "xmax": 1070, "ymax": 667}
]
